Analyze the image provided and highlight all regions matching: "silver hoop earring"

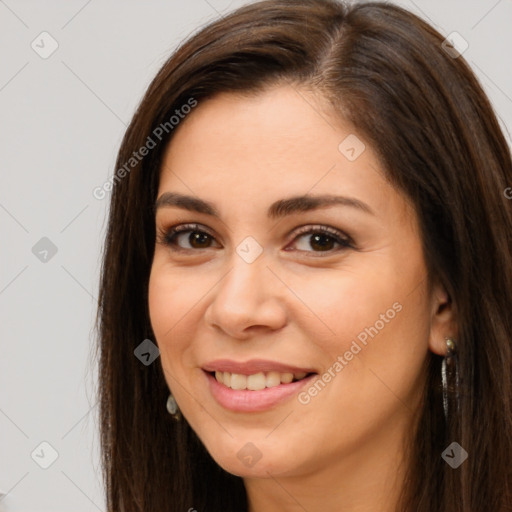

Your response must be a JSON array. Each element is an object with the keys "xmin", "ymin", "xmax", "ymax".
[
  {"xmin": 441, "ymin": 337, "xmax": 460, "ymax": 422},
  {"xmin": 166, "ymin": 393, "xmax": 182, "ymax": 421}
]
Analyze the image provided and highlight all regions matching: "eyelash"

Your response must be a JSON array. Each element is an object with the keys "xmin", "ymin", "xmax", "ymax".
[{"xmin": 156, "ymin": 223, "xmax": 354, "ymax": 256}]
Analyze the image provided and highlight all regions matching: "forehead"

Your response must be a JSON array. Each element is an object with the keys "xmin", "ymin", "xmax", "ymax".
[{"xmin": 157, "ymin": 85, "xmax": 411, "ymax": 223}]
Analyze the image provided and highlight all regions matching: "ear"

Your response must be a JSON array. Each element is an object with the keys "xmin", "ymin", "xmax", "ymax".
[{"xmin": 428, "ymin": 280, "xmax": 458, "ymax": 356}]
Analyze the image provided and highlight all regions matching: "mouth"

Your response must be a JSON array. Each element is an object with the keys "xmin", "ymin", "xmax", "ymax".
[
  {"xmin": 202, "ymin": 369, "xmax": 318, "ymax": 412},
  {"xmin": 208, "ymin": 370, "xmax": 315, "ymax": 391}
]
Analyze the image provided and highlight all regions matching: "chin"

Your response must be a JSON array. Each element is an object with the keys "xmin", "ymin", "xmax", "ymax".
[
  {"xmin": 198, "ymin": 433, "xmax": 300, "ymax": 478},
  {"xmin": 213, "ymin": 452, "xmax": 294, "ymax": 479}
]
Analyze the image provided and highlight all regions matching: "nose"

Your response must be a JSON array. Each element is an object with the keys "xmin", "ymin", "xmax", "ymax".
[{"xmin": 203, "ymin": 251, "xmax": 287, "ymax": 339}]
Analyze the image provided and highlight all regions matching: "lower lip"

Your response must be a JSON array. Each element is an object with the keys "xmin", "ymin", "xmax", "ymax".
[{"xmin": 204, "ymin": 371, "xmax": 316, "ymax": 412}]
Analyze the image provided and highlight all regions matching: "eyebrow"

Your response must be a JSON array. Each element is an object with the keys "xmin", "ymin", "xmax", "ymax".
[{"xmin": 154, "ymin": 192, "xmax": 375, "ymax": 218}]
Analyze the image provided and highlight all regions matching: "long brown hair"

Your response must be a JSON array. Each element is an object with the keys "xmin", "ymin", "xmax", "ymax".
[{"xmin": 94, "ymin": 1, "xmax": 512, "ymax": 510}]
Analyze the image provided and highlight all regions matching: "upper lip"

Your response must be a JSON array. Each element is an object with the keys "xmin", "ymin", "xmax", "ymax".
[{"xmin": 202, "ymin": 359, "xmax": 317, "ymax": 375}]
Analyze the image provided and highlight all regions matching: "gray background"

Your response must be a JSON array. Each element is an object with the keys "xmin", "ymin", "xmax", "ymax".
[{"xmin": 1, "ymin": 1, "xmax": 511, "ymax": 510}]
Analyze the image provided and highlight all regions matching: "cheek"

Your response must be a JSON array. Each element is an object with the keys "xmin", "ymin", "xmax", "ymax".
[
  {"xmin": 289, "ymin": 263, "xmax": 397, "ymax": 347},
  {"xmin": 148, "ymin": 268, "xmax": 177, "ymax": 340},
  {"xmin": 147, "ymin": 263, "xmax": 201, "ymax": 372},
  {"xmin": 314, "ymin": 274, "xmax": 431, "ymax": 423},
  {"xmin": 297, "ymin": 258, "xmax": 430, "ymax": 403},
  {"xmin": 148, "ymin": 257, "xmax": 208, "ymax": 336}
]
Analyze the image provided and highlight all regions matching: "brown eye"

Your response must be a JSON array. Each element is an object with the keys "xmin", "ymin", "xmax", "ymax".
[
  {"xmin": 156, "ymin": 223, "xmax": 353, "ymax": 255},
  {"xmin": 179, "ymin": 231, "xmax": 213, "ymax": 249},
  {"xmin": 157, "ymin": 223, "xmax": 219, "ymax": 251},
  {"xmin": 304, "ymin": 233, "xmax": 337, "ymax": 251},
  {"xmin": 288, "ymin": 225, "xmax": 353, "ymax": 254}
]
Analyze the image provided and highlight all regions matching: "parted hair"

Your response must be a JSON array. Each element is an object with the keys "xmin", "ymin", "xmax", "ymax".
[{"xmin": 95, "ymin": 1, "xmax": 512, "ymax": 510}]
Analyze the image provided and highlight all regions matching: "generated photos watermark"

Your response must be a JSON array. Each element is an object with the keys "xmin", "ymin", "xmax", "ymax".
[
  {"xmin": 93, "ymin": 97, "xmax": 198, "ymax": 200},
  {"xmin": 298, "ymin": 301, "xmax": 403, "ymax": 405}
]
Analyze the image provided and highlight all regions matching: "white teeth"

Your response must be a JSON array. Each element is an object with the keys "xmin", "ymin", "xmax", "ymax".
[
  {"xmin": 280, "ymin": 372, "xmax": 293, "ymax": 384},
  {"xmin": 247, "ymin": 372, "xmax": 266, "ymax": 391},
  {"xmin": 230, "ymin": 373, "xmax": 247, "ymax": 390},
  {"xmin": 265, "ymin": 371, "xmax": 281, "ymax": 388},
  {"xmin": 213, "ymin": 370, "xmax": 310, "ymax": 390}
]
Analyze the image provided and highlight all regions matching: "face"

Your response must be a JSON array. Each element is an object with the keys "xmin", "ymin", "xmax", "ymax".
[{"xmin": 148, "ymin": 85, "xmax": 452, "ymax": 480}]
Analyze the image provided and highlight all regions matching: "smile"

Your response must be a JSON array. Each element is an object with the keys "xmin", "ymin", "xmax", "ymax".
[
  {"xmin": 213, "ymin": 370, "xmax": 310, "ymax": 390},
  {"xmin": 203, "ymin": 369, "xmax": 317, "ymax": 412}
]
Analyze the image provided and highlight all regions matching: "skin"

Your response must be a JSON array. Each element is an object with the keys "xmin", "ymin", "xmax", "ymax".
[{"xmin": 148, "ymin": 84, "xmax": 457, "ymax": 512}]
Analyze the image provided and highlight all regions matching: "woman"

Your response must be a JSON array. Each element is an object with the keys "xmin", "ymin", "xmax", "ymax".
[{"xmin": 95, "ymin": 1, "xmax": 512, "ymax": 510}]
